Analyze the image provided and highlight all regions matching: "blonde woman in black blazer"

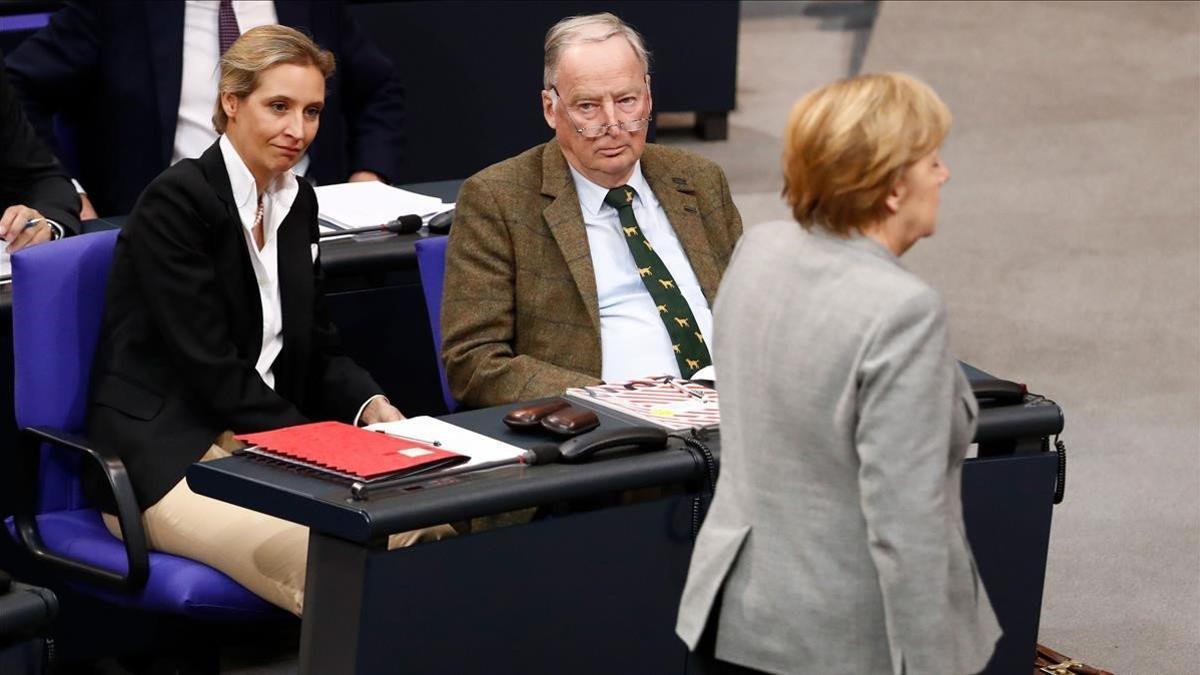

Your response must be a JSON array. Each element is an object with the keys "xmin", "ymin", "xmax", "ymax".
[{"xmin": 87, "ymin": 26, "xmax": 450, "ymax": 616}]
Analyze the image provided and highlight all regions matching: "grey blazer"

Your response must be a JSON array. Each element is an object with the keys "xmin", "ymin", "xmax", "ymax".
[{"xmin": 676, "ymin": 221, "xmax": 1001, "ymax": 674}]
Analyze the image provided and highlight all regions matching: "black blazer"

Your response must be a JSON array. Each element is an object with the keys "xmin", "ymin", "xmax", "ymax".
[
  {"xmin": 86, "ymin": 141, "xmax": 381, "ymax": 511},
  {"xmin": 0, "ymin": 50, "xmax": 80, "ymax": 234},
  {"xmin": 6, "ymin": 0, "xmax": 405, "ymax": 216}
]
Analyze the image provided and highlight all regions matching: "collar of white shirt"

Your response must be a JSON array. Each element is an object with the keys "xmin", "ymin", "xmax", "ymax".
[
  {"xmin": 568, "ymin": 161, "xmax": 656, "ymax": 217},
  {"xmin": 218, "ymin": 134, "xmax": 299, "ymax": 237}
]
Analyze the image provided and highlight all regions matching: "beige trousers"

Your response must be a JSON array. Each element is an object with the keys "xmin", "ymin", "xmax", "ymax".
[{"xmin": 104, "ymin": 443, "xmax": 456, "ymax": 616}]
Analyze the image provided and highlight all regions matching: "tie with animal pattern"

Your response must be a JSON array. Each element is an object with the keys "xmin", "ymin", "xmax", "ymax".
[{"xmin": 603, "ymin": 185, "xmax": 711, "ymax": 378}]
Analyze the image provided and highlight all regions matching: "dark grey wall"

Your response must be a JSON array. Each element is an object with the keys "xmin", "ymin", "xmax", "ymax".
[{"xmin": 349, "ymin": 0, "xmax": 740, "ymax": 183}]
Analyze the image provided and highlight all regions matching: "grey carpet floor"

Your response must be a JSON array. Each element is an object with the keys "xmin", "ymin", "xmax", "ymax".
[
  {"xmin": 866, "ymin": 3, "xmax": 1199, "ymax": 672},
  {"xmin": 668, "ymin": 1, "xmax": 1198, "ymax": 672}
]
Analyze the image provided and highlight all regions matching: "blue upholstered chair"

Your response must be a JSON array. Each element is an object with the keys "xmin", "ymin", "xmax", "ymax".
[
  {"xmin": 413, "ymin": 236, "xmax": 458, "ymax": 413},
  {"xmin": 8, "ymin": 230, "xmax": 280, "ymax": 619}
]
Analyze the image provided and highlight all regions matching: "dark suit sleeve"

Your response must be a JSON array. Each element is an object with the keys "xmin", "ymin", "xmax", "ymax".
[
  {"xmin": 0, "ymin": 52, "xmax": 81, "ymax": 234},
  {"xmin": 301, "ymin": 193, "xmax": 383, "ymax": 421},
  {"xmin": 127, "ymin": 175, "xmax": 307, "ymax": 431},
  {"xmin": 442, "ymin": 175, "xmax": 602, "ymax": 407},
  {"xmin": 331, "ymin": 4, "xmax": 405, "ymax": 182},
  {"xmin": 4, "ymin": 1, "xmax": 99, "ymax": 158}
]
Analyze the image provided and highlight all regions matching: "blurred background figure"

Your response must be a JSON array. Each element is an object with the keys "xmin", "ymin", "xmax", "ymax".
[
  {"xmin": 5, "ymin": 0, "xmax": 404, "ymax": 218},
  {"xmin": 0, "ymin": 49, "xmax": 79, "ymax": 251}
]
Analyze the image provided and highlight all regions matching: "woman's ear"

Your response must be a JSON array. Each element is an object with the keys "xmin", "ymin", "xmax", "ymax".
[
  {"xmin": 884, "ymin": 175, "xmax": 907, "ymax": 215},
  {"xmin": 221, "ymin": 92, "xmax": 240, "ymax": 123}
]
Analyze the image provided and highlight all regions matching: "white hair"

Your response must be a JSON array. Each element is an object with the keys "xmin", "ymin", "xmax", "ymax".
[{"xmin": 543, "ymin": 13, "xmax": 650, "ymax": 89}]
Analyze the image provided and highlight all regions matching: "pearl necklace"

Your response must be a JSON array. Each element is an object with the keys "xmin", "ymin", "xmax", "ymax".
[{"xmin": 252, "ymin": 197, "xmax": 265, "ymax": 249}]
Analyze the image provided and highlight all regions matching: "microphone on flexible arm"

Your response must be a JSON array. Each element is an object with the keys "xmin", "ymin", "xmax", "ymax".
[
  {"xmin": 349, "ymin": 443, "xmax": 562, "ymax": 500},
  {"xmin": 318, "ymin": 213, "xmax": 422, "ymax": 239}
]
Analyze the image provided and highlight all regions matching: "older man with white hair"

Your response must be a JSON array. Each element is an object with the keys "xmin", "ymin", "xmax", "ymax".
[{"xmin": 442, "ymin": 12, "xmax": 743, "ymax": 407}]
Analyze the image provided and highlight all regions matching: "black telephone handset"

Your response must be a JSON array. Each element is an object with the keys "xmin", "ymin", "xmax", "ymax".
[
  {"xmin": 971, "ymin": 378, "xmax": 1026, "ymax": 407},
  {"xmin": 557, "ymin": 427, "xmax": 669, "ymax": 463}
]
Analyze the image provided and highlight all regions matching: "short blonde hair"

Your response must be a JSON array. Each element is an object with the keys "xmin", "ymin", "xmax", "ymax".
[
  {"xmin": 782, "ymin": 72, "xmax": 951, "ymax": 235},
  {"xmin": 212, "ymin": 25, "xmax": 336, "ymax": 134},
  {"xmin": 543, "ymin": 13, "xmax": 650, "ymax": 89}
]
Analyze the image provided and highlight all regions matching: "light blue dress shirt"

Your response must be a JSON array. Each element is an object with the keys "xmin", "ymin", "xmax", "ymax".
[{"xmin": 568, "ymin": 162, "xmax": 714, "ymax": 382}]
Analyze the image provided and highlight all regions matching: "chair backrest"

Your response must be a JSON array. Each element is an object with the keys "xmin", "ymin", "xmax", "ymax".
[
  {"xmin": 413, "ymin": 236, "xmax": 457, "ymax": 413},
  {"xmin": 11, "ymin": 230, "xmax": 120, "ymax": 512}
]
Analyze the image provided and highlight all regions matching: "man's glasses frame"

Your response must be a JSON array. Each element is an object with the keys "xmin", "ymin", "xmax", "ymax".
[{"xmin": 550, "ymin": 86, "xmax": 653, "ymax": 139}]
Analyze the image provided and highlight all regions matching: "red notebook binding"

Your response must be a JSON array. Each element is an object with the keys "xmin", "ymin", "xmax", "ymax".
[{"xmin": 235, "ymin": 421, "xmax": 468, "ymax": 483}]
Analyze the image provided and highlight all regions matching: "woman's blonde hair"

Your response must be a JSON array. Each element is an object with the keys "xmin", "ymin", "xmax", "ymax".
[
  {"xmin": 782, "ymin": 72, "xmax": 951, "ymax": 235},
  {"xmin": 212, "ymin": 25, "xmax": 336, "ymax": 134}
]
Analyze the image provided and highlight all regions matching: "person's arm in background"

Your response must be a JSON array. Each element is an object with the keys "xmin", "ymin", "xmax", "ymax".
[
  {"xmin": 332, "ymin": 3, "xmax": 405, "ymax": 184},
  {"xmin": 5, "ymin": 1, "xmax": 101, "ymax": 218},
  {"xmin": 2, "ymin": 2, "xmax": 99, "ymax": 154},
  {"xmin": 0, "ymin": 51, "xmax": 80, "ymax": 250}
]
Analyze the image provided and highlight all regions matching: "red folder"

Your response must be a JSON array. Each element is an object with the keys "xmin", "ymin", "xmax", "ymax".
[{"xmin": 235, "ymin": 421, "xmax": 467, "ymax": 481}]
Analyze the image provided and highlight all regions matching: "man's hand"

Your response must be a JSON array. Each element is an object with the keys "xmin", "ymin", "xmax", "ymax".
[
  {"xmin": 360, "ymin": 396, "xmax": 405, "ymax": 425},
  {"xmin": 0, "ymin": 205, "xmax": 55, "ymax": 252},
  {"xmin": 348, "ymin": 170, "xmax": 383, "ymax": 183},
  {"xmin": 79, "ymin": 193, "xmax": 98, "ymax": 220}
]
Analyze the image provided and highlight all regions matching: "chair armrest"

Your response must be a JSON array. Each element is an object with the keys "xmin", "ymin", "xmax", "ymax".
[{"xmin": 13, "ymin": 426, "xmax": 149, "ymax": 591}]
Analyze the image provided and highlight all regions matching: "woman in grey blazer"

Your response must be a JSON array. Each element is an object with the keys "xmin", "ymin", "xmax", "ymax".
[{"xmin": 676, "ymin": 73, "xmax": 1001, "ymax": 674}]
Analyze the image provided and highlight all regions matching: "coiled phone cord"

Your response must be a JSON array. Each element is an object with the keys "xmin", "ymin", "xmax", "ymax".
[
  {"xmin": 1052, "ymin": 434, "xmax": 1066, "ymax": 505},
  {"xmin": 669, "ymin": 430, "xmax": 719, "ymax": 539},
  {"xmin": 1027, "ymin": 392, "xmax": 1068, "ymax": 505}
]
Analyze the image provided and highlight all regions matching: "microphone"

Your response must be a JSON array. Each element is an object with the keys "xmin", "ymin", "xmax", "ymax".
[
  {"xmin": 349, "ymin": 443, "xmax": 561, "ymax": 500},
  {"xmin": 319, "ymin": 213, "xmax": 422, "ymax": 239}
]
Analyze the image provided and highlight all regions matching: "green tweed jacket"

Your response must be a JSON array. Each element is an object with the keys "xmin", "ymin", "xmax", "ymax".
[{"xmin": 442, "ymin": 140, "xmax": 743, "ymax": 407}]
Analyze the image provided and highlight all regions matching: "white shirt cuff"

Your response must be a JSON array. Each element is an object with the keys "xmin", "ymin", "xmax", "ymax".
[
  {"xmin": 354, "ymin": 394, "xmax": 388, "ymax": 426},
  {"xmin": 71, "ymin": 179, "xmax": 86, "ymax": 195},
  {"xmin": 43, "ymin": 219, "xmax": 64, "ymax": 240}
]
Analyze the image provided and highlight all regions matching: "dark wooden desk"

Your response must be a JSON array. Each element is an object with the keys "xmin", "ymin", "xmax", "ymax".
[
  {"xmin": 190, "ymin": 402, "xmax": 706, "ymax": 675},
  {"xmin": 189, "ymin": 373, "xmax": 1064, "ymax": 675}
]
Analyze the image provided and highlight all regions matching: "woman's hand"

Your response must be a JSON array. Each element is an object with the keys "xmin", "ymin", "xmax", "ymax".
[{"xmin": 360, "ymin": 396, "xmax": 405, "ymax": 425}]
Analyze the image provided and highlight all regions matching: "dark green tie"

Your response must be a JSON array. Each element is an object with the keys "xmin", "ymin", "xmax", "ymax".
[{"xmin": 603, "ymin": 185, "xmax": 711, "ymax": 378}]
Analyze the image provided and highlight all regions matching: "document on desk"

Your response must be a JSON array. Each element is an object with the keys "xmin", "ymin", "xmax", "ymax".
[
  {"xmin": 565, "ymin": 378, "xmax": 720, "ymax": 431},
  {"xmin": 367, "ymin": 416, "xmax": 527, "ymax": 468},
  {"xmin": 0, "ymin": 242, "xmax": 11, "ymax": 284},
  {"xmin": 236, "ymin": 421, "xmax": 468, "ymax": 481},
  {"xmin": 315, "ymin": 181, "xmax": 449, "ymax": 231}
]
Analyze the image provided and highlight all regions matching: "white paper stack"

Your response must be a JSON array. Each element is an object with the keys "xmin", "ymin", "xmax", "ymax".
[
  {"xmin": 0, "ymin": 242, "xmax": 11, "ymax": 284},
  {"xmin": 314, "ymin": 181, "xmax": 449, "ymax": 232},
  {"xmin": 366, "ymin": 416, "xmax": 527, "ymax": 468}
]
